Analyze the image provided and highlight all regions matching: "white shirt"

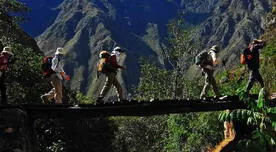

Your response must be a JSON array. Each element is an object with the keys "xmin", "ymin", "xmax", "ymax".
[
  {"xmin": 111, "ymin": 50, "xmax": 121, "ymax": 62},
  {"xmin": 208, "ymin": 50, "xmax": 217, "ymax": 63},
  {"xmin": 51, "ymin": 56, "xmax": 65, "ymax": 79}
]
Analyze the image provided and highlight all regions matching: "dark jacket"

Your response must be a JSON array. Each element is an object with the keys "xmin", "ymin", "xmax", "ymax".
[
  {"xmin": 243, "ymin": 42, "xmax": 265, "ymax": 70},
  {"xmin": 110, "ymin": 55, "xmax": 124, "ymax": 69}
]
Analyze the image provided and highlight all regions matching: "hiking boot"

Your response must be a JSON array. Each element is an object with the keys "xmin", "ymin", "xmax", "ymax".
[
  {"xmin": 218, "ymin": 95, "xmax": 228, "ymax": 100},
  {"xmin": 200, "ymin": 96, "xmax": 206, "ymax": 100},
  {"xmin": 40, "ymin": 95, "xmax": 48, "ymax": 103}
]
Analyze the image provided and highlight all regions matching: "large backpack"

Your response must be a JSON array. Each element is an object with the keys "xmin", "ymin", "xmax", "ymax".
[
  {"xmin": 42, "ymin": 56, "xmax": 55, "ymax": 77},
  {"xmin": 195, "ymin": 51, "xmax": 209, "ymax": 66},
  {"xmin": 240, "ymin": 48, "xmax": 250, "ymax": 64},
  {"xmin": 97, "ymin": 57, "xmax": 116, "ymax": 74}
]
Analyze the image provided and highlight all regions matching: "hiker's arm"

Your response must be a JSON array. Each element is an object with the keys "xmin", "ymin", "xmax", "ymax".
[
  {"xmin": 51, "ymin": 58, "xmax": 65, "ymax": 74},
  {"xmin": 60, "ymin": 71, "xmax": 70, "ymax": 80},
  {"xmin": 51, "ymin": 58, "xmax": 59, "ymax": 72},
  {"xmin": 111, "ymin": 57, "xmax": 124, "ymax": 69},
  {"xmin": 256, "ymin": 42, "xmax": 266, "ymax": 50},
  {"xmin": 210, "ymin": 51, "xmax": 219, "ymax": 65},
  {"xmin": 253, "ymin": 40, "xmax": 266, "ymax": 50},
  {"xmin": 116, "ymin": 64, "xmax": 124, "ymax": 69},
  {"xmin": 58, "ymin": 62, "xmax": 70, "ymax": 80}
]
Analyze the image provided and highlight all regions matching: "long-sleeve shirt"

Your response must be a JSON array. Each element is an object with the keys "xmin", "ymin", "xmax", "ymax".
[
  {"xmin": 110, "ymin": 55, "xmax": 124, "ymax": 69},
  {"xmin": 111, "ymin": 51, "xmax": 121, "ymax": 62},
  {"xmin": 244, "ymin": 42, "xmax": 265, "ymax": 70},
  {"xmin": 51, "ymin": 56, "xmax": 65, "ymax": 79},
  {"xmin": 209, "ymin": 50, "xmax": 217, "ymax": 63}
]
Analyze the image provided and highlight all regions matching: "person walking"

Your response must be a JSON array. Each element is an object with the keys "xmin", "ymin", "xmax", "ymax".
[
  {"xmin": 41, "ymin": 47, "xmax": 70, "ymax": 104},
  {"xmin": 96, "ymin": 48, "xmax": 125, "ymax": 103},
  {"xmin": 0, "ymin": 46, "xmax": 15, "ymax": 105},
  {"xmin": 241, "ymin": 39, "xmax": 265, "ymax": 94},
  {"xmin": 196, "ymin": 45, "xmax": 221, "ymax": 99}
]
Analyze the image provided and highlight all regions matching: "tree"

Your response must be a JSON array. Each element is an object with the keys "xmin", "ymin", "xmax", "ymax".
[
  {"xmin": 0, "ymin": 0, "xmax": 29, "ymax": 44},
  {"xmin": 134, "ymin": 16, "xmax": 223, "ymax": 152},
  {"xmin": 162, "ymin": 17, "xmax": 200, "ymax": 99}
]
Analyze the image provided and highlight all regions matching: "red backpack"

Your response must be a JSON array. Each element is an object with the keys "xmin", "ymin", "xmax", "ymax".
[
  {"xmin": 0, "ymin": 54, "xmax": 10, "ymax": 70},
  {"xmin": 41, "ymin": 56, "xmax": 55, "ymax": 77}
]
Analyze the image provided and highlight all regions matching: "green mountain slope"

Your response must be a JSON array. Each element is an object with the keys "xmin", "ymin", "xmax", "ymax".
[{"xmin": 32, "ymin": 0, "xmax": 273, "ymax": 97}]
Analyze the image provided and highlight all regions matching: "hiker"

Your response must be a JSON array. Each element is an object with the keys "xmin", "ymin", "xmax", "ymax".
[
  {"xmin": 240, "ymin": 39, "xmax": 265, "ymax": 94},
  {"xmin": 96, "ymin": 48, "xmax": 125, "ymax": 103},
  {"xmin": 196, "ymin": 45, "xmax": 220, "ymax": 99},
  {"xmin": 0, "ymin": 46, "xmax": 14, "ymax": 105},
  {"xmin": 41, "ymin": 47, "xmax": 70, "ymax": 104}
]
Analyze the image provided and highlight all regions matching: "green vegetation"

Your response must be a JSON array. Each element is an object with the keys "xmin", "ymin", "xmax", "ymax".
[
  {"xmin": 1, "ymin": 0, "xmax": 275, "ymax": 152},
  {"xmin": 114, "ymin": 18, "xmax": 224, "ymax": 152},
  {"xmin": 5, "ymin": 44, "xmax": 50, "ymax": 103},
  {"xmin": 0, "ymin": 0, "xmax": 28, "ymax": 44},
  {"xmin": 219, "ymin": 88, "xmax": 276, "ymax": 151},
  {"xmin": 0, "ymin": 0, "xmax": 46, "ymax": 103},
  {"xmin": 215, "ymin": 10, "xmax": 276, "ymax": 150}
]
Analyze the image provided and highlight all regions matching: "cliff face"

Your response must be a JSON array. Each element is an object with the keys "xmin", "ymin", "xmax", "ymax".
[
  {"xmin": 21, "ymin": 0, "xmax": 272, "ymax": 97},
  {"xmin": 196, "ymin": 0, "xmax": 271, "ymax": 65}
]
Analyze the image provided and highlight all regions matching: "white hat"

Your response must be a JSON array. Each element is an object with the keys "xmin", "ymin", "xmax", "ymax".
[
  {"xmin": 113, "ymin": 46, "xmax": 123, "ymax": 52},
  {"xmin": 55, "ymin": 47, "xmax": 64, "ymax": 55},
  {"xmin": 2, "ymin": 46, "xmax": 14, "ymax": 55},
  {"xmin": 210, "ymin": 45, "xmax": 219, "ymax": 52}
]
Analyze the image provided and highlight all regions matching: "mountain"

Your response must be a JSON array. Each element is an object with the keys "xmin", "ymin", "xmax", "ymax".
[{"xmin": 20, "ymin": 0, "xmax": 273, "ymax": 97}]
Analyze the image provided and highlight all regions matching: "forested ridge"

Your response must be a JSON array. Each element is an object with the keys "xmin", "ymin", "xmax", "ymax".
[
  {"xmin": 0, "ymin": 0, "xmax": 275, "ymax": 152},
  {"xmin": 20, "ymin": 0, "xmax": 272, "ymax": 97}
]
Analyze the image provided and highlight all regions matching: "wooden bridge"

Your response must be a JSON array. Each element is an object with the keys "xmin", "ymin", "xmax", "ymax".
[
  {"xmin": 1, "ymin": 95, "xmax": 275, "ymax": 118},
  {"xmin": 0, "ymin": 95, "xmax": 275, "ymax": 152}
]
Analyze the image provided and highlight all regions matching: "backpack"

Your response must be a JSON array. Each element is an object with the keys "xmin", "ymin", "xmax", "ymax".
[
  {"xmin": 0, "ymin": 54, "xmax": 13, "ymax": 70},
  {"xmin": 42, "ymin": 56, "xmax": 55, "ymax": 77},
  {"xmin": 195, "ymin": 51, "xmax": 209, "ymax": 66},
  {"xmin": 97, "ymin": 57, "xmax": 116, "ymax": 74},
  {"xmin": 240, "ymin": 48, "xmax": 250, "ymax": 64},
  {"xmin": 240, "ymin": 54, "xmax": 246, "ymax": 64}
]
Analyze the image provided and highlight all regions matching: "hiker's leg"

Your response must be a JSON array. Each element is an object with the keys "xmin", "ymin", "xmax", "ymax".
[
  {"xmin": 208, "ymin": 71, "xmax": 220, "ymax": 97},
  {"xmin": 255, "ymin": 70, "xmax": 264, "ymax": 88},
  {"xmin": 200, "ymin": 70, "xmax": 210, "ymax": 99},
  {"xmin": 55, "ymin": 80, "xmax": 63, "ymax": 104},
  {"xmin": 51, "ymin": 75, "xmax": 63, "ymax": 103},
  {"xmin": 0, "ymin": 72, "xmax": 7, "ymax": 105},
  {"xmin": 54, "ymin": 80, "xmax": 63, "ymax": 104},
  {"xmin": 113, "ymin": 77, "xmax": 124, "ymax": 100},
  {"xmin": 99, "ymin": 72, "xmax": 115, "ymax": 98},
  {"xmin": 246, "ymin": 70, "xmax": 255, "ymax": 93}
]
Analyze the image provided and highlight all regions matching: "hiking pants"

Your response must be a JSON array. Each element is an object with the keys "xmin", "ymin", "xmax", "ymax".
[
  {"xmin": 200, "ymin": 68, "xmax": 220, "ymax": 98},
  {"xmin": 246, "ymin": 69, "xmax": 264, "ymax": 92},
  {"xmin": 0, "ymin": 71, "xmax": 7, "ymax": 105},
  {"xmin": 99, "ymin": 72, "xmax": 123, "ymax": 100},
  {"xmin": 43, "ymin": 74, "xmax": 63, "ymax": 103}
]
